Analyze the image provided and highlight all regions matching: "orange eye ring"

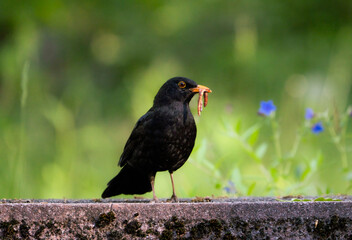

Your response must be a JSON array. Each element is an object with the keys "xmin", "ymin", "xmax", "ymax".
[{"xmin": 178, "ymin": 81, "xmax": 186, "ymax": 88}]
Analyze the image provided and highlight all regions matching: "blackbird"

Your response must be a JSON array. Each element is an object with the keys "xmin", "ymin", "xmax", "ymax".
[{"xmin": 101, "ymin": 77, "xmax": 211, "ymax": 201}]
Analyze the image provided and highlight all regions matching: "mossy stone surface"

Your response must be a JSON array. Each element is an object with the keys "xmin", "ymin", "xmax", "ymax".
[{"xmin": 1, "ymin": 197, "xmax": 352, "ymax": 239}]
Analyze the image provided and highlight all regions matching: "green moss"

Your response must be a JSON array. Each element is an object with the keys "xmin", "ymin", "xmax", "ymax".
[
  {"xmin": 34, "ymin": 225, "xmax": 45, "ymax": 239},
  {"xmin": 75, "ymin": 233, "xmax": 88, "ymax": 240},
  {"xmin": 45, "ymin": 220, "xmax": 60, "ymax": 235},
  {"xmin": 208, "ymin": 219, "xmax": 223, "ymax": 237},
  {"xmin": 19, "ymin": 221, "xmax": 30, "ymax": 239},
  {"xmin": 45, "ymin": 221, "xmax": 54, "ymax": 229},
  {"xmin": 191, "ymin": 196, "xmax": 212, "ymax": 202},
  {"xmin": 107, "ymin": 230, "xmax": 123, "ymax": 240},
  {"xmin": 164, "ymin": 216, "xmax": 186, "ymax": 237},
  {"xmin": 223, "ymin": 232, "xmax": 237, "ymax": 240},
  {"xmin": 84, "ymin": 225, "xmax": 92, "ymax": 231},
  {"xmin": 312, "ymin": 215, "xmax": 347, "ymax": 238},
  {"xmin": 124, "ymin": 220, "xmax": 146, "ymax": 237},
  {"xmin": 189, "ymin": 219, "xmax": 224, "ymax": 239},
  {"xmin": 190, "ymin": 222, "xmax": 208, "ymax": 238},
  {"xmin": 95, "ymin": 211, "xmax": 116, "ymax": 228},
  {"xmin": 124, "ymin": 220, "xmax": 140, "ymax": 234},
  {"xmin": 160, "ymin": 229, "xmax": 173, "ymax": 240},
  {"xmin": 146, "ymin": 228, "xmax": 159, "ymax": 236},
  {"xmin": 0, "ymin": 219, "xmax": 19, "ymax": 239}
]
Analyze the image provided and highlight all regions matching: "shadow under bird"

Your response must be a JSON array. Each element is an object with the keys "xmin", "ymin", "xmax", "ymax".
[{"xmin": 102, "ymin": 77, "xmax": 212, "ymax": 201}]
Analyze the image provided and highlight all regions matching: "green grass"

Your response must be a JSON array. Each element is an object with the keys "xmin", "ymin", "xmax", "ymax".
[{"xmin": 1, "ymin": 0, "xmax": 352, "ymax": 199}]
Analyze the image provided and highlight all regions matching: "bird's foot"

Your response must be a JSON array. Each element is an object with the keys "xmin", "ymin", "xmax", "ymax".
[
  {"xmin": 150, "ymin": 196, "xmax": 160, "ymax": 203},
  {"xmin": 168, "ymin": 194, "xmax": 178, "ymax": 202}
]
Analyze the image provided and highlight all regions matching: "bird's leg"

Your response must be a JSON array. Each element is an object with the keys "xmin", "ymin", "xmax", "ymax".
[
  {"xmin": 169, "ymin": 171, "xmax": 178, "ymax": 202},
  {"xmin": 150, "ymin": 175, "xmax": 159, "ymax": 202}
]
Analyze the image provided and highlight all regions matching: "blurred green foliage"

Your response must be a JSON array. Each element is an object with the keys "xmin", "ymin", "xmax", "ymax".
[{"xmin": 1, "ymin": 0, "xmax": 352, "ymax": 199}]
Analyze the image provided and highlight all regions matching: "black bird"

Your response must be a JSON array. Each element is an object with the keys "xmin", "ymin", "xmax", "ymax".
[{"xmin": 101, "ymin": 77, "xmax": 211, "ymax": 201}]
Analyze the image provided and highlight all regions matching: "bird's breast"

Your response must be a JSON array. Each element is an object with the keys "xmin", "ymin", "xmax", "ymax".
[{"xmin": 147, "ymin": 104, "xmax": 196, "ymax": 171}]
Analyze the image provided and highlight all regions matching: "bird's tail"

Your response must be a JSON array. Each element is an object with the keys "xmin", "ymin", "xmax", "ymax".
[{"xmin": 101, "ymin": 164, "xmax": 152, "ymax": 198}]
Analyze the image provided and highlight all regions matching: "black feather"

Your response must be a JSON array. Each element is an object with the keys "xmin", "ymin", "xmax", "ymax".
[
  {"xmin": 102, "ymin": 77, "xmax": 205, "ymax": 199},
  {"xmin": 102, "ymin": 164, "xmax": 153, "ymax": 198}
]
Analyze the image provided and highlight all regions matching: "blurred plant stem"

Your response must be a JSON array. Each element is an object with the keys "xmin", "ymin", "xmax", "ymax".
[
  {"xmin": 270, "ymin": 116, "xmax": 282, "ymax": 161},
  {"xmin": 15, "ymin": 61, "xmax": 30, "ymax": 197},
  {"xmin": 190, "ymin": 160, "xmax": 227, "ymax": 184},
  {"xmin": 289, "ymin": 124, "xmax": 311, "ymax": 159},
  {"xmin": 289, "ymin": 133, "xmax": 302, "ymax": 159},
  {"xmin": 326, "ymin": 109, "xmax": 349, "ymax": 170},
  {"xmin": 230, "ymin": 128, "xmax": 273, "ymax": 183}
]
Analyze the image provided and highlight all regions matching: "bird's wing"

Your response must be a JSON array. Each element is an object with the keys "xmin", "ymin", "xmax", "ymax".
[{"xmin": 118, "ymin": 109, "xmax": 153, "ymax": 167}]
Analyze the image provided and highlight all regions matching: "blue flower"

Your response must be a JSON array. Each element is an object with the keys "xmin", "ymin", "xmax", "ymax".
[
  {"xmin": 258, "ymin": 100, "xmax": 276, "ymax": 116},
  {"xmin": 305, "ymin": 108, "xmax": 315, "ymax": 120},
  {"xmin": 223, "ymin": 180, "xmax": 236, "ymax": 194},
  {"xmin": 311, "ymin": 122, "xmax": 324, "ymax": 134}
]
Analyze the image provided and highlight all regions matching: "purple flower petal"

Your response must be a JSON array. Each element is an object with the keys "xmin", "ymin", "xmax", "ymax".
[
  {"xmin": 258, "ymin": 100, "xmax": 276, "ymax": 116},
  {"xmin": 223, "ymin": 181, "xmax": 236, "ymax": 194},
  {"xmin": 223, "ymin": 187, "xmax": 231, "ymax": 194},
  {"xmin": 305, "ymin": 108, "xmax": 315, "ymax": 120},
  {"xmin": 311, "ymin": 122, "xmax": 324, "ymax": 134}
]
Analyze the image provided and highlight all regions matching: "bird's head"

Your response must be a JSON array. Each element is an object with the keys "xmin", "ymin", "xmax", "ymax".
[{"xmin": 153, "ymin": 77, "xmax": 212, "ymax": 106}]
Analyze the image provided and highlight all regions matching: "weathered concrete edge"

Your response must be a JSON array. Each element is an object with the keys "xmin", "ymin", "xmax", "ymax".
[
  {"xmin": 1, "ymin": 198, "xmax": 352, "ymax": 239},
  {"xmin": 2, "ymin": 201, "xmax": 352, "ymax": 220}
]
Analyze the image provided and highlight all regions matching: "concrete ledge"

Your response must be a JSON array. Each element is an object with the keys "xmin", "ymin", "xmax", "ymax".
[{"xmin": 1, "ymin": 197, "xmax": 352, "ymax": 239}]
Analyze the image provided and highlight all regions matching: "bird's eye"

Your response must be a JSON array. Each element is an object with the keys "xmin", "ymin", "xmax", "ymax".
[{"xmin": 178, "ymin": 81, "xmax": 186, "ymax": 88}]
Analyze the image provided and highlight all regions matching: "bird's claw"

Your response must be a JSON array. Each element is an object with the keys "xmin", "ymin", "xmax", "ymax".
[
  {"xmin": 169, "ymin": 194, "xmax": 178, "ymax": 202},
  {"xmin": 150, "ymin": 197, "xmax": 160, "ymax": 203}
]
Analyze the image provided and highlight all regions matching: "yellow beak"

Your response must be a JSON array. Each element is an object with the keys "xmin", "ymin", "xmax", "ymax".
[{"xmin": 190, "ymin": 85, "xmax": 212, "ymax": 93}]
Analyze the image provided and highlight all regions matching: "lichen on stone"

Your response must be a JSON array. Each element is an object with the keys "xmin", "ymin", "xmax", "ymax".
[
  {"xmin": 95, "ymin": 211, "xmax": 116, "ymax": 228},
  {"xmin": 124, "ymin": 220, "xmax": 146, "ymax": 237},
  {"xmin": 0, "ymin": 219, "xmax": 19, "ymax": 239}
]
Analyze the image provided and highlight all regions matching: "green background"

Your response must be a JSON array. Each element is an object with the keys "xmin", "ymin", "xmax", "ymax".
[{"xmin": 1, "ymin": 0, "xmax": 352, "ymax": 199}]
